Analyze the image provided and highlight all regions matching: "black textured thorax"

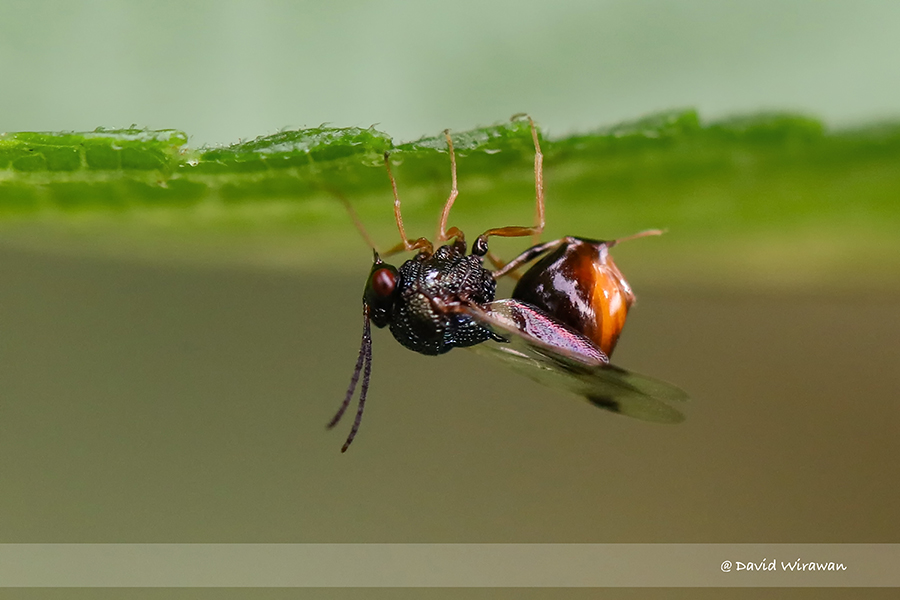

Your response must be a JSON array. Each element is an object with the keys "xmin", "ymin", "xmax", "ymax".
[{"xmin": 389, "ymin": 241, "xmax": 497, "ymax": 356}]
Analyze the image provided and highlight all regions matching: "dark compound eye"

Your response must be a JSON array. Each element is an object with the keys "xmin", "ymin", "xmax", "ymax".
[{"xmin": 370, "ymin": 267, "xmax": 397, "ymax": 297}]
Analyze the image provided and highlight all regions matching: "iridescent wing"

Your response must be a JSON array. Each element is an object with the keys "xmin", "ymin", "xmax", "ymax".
[{"xmin": 464, "ymin": 299, "xmax": 689, "ymax": 423}]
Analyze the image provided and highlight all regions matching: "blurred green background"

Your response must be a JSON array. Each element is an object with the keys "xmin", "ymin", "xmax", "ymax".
[
  {"xmin": 3, "ymin": 0, "xmax": 900, "ymax": 143},
  {"xmin": 1, "ymin": 1, "xmax": 899, "ymax": 596},
  {"xmin": 1, "ymin": 0, "xmax": 899, "ymax": 286}
]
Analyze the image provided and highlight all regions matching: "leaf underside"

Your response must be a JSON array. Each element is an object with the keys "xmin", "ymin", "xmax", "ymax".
[{"xmin": 2, "ymin": 110, "xmax": 899, "ymax": 291}]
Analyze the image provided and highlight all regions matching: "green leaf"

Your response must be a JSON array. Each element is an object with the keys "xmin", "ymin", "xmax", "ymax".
[{"xmin": 1, "ymin": 111, "xmax": 899, "ymax": 292}]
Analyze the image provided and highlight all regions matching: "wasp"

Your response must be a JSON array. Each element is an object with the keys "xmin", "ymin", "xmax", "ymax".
[{"xmin": 330, "ymin": 116, "xmax": 688, "ymax": 451}]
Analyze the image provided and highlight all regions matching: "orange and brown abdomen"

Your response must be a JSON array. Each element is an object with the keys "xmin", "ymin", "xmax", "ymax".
[{"xmin": 512, "ymin": 237, "xmax": 635, "ymax": 357}]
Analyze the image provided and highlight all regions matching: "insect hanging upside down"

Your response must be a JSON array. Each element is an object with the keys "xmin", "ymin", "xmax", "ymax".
[{"xmin": 329, "ymin": 115, "xmax": 689, "ymax": 452}]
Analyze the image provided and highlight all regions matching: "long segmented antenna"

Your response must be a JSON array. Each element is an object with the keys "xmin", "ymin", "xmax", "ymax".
[
  {"xmin": 343, "ymin": 331, "xmax": 372, "ymax": 452},
  {"xmin": 329, "ymin": 309, "xmax": 373, "ymax": 451}
]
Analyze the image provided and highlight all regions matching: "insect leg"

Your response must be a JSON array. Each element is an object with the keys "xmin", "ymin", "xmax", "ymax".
[
  {"xmin": 491, "ymin": 238, "xmax": 566, "ymax": 280},
  {"xmin": 384, "ymin": 151, "xmax": 433, "ymax": 257},
  {"xmin": 474, "ymin": 115, "xmax": 545, "ymax": 245},
  {"xmin": 436, "ymin": 129, "xmax": 465, "ymax": 245},
  {"xmin": 485, "ymin": 250, "xmax": 510, "ymax": 270},
  {"xmin": 609, "ymin": 228, "xmax": 665, "ymax": 247}
]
